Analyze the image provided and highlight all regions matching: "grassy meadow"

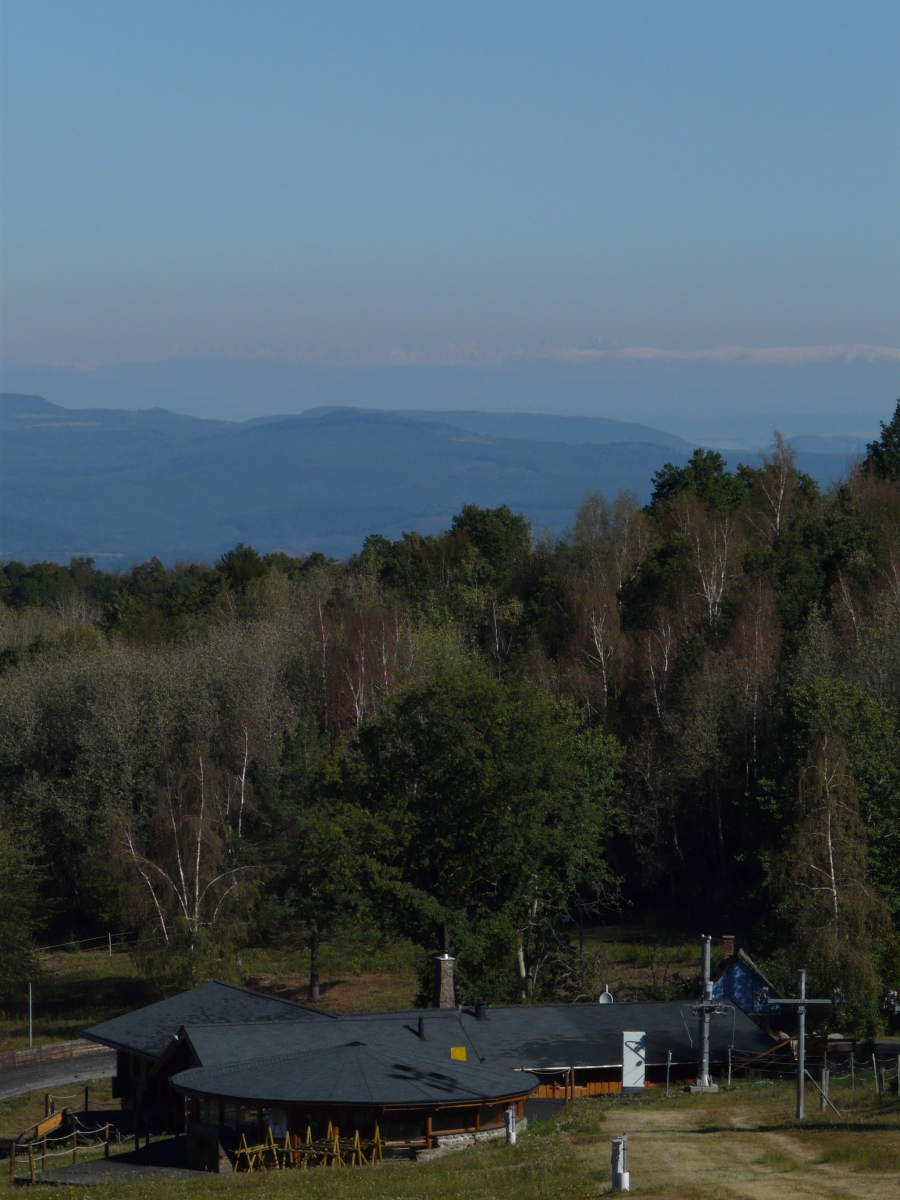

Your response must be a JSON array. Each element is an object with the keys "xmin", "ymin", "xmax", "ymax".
[
  {"xmin": 0, "ymin": 928, "xmax": 708, "ymax": 1052},
  {"xmin": 3, "ymin": 1076, "xmax": 900, "ymax": 1197}
]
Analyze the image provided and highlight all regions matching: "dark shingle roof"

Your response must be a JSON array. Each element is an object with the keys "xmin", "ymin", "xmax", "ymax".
[
  {"xmin": 172, "ymin": 998, "xmax": 772, "ymax": 1078},
  {"xmin": 84, "ymin": 980, "xmax": 331, "ymax": 1059},
  {"xmin": 172, "ymin": 1040, "xmax": 539, "ymax": 1107},
  {"xmin": 86, "ymin": 978, "xmax": 774, "ymax": 1079},
  {"xmin": 329, "ymin": 1001, "xmax": 771, "ymax": 1069}
]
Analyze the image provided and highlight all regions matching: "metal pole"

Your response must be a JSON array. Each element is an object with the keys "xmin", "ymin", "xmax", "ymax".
[
  {"xmin": 819, "ymin": 1059, "xmax": 827, "ymax": 1112},
  {"xmin": 727, "ymin": 1046, "xmax": 732, "ymax": 1089},
  {"xmin": 666, "ymin": 1050, "xmax": 672, "ymax": 1099},
  {"xmin": 698, "ymin": 935, "xmax": 712, "ymax": 1087},
  {"xmin": 28, "ymin": 982, "xmax": 33, "ymax": 1048},
  {"xmin": 796, "ymin": 969, "xmax": 805, "ymax": 1121}
]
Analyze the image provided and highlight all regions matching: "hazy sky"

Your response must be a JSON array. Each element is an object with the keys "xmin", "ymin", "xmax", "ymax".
[{"xmin": 1, "ymin": 1, "xmax": 898, "ymax": 369}]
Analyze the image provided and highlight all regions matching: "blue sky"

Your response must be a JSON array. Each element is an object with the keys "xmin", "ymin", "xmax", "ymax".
[{"xmin": 1, "ymin": 0, "xmax": 898, "ymax": 374}]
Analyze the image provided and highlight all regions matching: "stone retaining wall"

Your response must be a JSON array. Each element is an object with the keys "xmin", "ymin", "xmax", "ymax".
[{"xmin": 0, "ymin": 1039, "xmax": 113, "ymax": 1073}]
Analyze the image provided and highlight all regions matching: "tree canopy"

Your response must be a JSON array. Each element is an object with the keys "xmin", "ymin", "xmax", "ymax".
[
  {"xmin": 344, "ymin": 667, "xmax": 621, "ymax": 1001},
  {"xmin": 4, "ymin": 429, "xmax": 900, "ymax": 1025}
]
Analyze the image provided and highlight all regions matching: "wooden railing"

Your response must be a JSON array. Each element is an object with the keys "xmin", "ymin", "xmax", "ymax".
[{"xmin": 233, "ymin": 1123, "xmax": 384, "ymax": 1171}]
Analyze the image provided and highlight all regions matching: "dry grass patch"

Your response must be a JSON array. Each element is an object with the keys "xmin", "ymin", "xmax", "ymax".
[
  {"xmin": 244, "ymin": 968, "xmax": 419, "ymax": 1013},
  {"xmin": 817, "ymin": 1134, "xmax": 900, "ymax": 1172}
]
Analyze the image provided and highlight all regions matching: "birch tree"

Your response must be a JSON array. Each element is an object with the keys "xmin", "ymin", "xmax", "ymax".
[
  {"xmin": 775, "ymin": 734, "xmax": 886, "ymax": 1028},
  {"xmin": 119, "ymin": 752, "xmax": 255, "ymax": 972}
]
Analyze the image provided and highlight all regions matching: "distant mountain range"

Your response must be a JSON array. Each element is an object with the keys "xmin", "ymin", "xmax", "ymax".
[
  {"xmin": 2, "ymin": 354, "xmax": 895, "ymax": 445},
  {"xmin": 1, "ymin": 393, "xmax": 862, "ymax": 564}
]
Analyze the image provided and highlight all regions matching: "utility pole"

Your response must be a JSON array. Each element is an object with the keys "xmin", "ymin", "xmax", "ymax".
[
  {"xmin": 690, "ymin": 936, "xmax": 728, "ymax": 1092},
  {"xmin": 758, "ymin": 969, "xmax": 843, "ymax": 1120}
]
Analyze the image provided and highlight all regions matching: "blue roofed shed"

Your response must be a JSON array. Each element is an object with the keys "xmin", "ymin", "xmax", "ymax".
[{"xmin": 713, "ymin": 948, "xmax": 782, "ymax": 1017}]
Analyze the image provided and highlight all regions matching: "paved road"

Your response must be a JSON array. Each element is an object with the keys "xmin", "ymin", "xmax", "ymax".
[{"xmin": 0, "ymin": 1052, "xmax": 115, "ymax": 1102}]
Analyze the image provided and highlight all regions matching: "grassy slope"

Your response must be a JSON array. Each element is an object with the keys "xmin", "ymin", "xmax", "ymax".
[
  {"xmin": 3, "ymin": 1078, "xmax": 899, "ymax": 1197},
  {"xmin": 4, "ymin": 934, "xmax": 899, "ymax": 1195},
  {"xmin": 1, "ymin": 928, "xmax": 709, "ymax": 1052}
]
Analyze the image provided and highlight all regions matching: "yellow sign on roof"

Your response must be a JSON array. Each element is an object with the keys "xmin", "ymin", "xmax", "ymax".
[{"xmin": 450, "ymin": 1046, "xmax": 466, "ymax": 1061}]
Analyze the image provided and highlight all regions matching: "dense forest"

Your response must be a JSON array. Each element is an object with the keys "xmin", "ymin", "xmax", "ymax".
[{"xmin": 4, "ymin": 404, "xmax": 900, "ymax": 1032}]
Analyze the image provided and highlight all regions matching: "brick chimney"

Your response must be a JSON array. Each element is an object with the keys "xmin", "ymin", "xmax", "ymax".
[
  {"xmin": 433, "ymin": 954, "xmax": 456, "ymax": 1009},
  {"xmin": 722, "ymin": 935, "xmax": 735, "ymax": 960}
]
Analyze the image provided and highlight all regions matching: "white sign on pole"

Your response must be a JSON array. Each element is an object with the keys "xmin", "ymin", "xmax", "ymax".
[{"xmin": 622, "ymin": 1031, "xmax": 646, "ymax": 1093}]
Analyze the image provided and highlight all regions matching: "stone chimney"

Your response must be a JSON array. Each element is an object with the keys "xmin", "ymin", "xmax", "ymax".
[
  {"xmin": 433, "ymin": 953, "xmax": 456, "ymax": 1009},
  {"xmin": 722, "ymin": 935, "xmax": 735, "ymax": 960}
]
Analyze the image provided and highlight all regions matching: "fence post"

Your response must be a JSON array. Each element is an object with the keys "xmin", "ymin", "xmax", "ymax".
[
  {"xmin": 85, "ymin": 1084, "xmax": 90, "ymax": 1112},
  {"xmin": 28, "ymin": 1143, "xmax": 35, "ymax": 1184},
  {"xmin": 879, "ymin": 1068, "xmax": 886, "ymax": 1100},
  {"xmin": 73, "ymin": 1127, "xmax": 78, "ymax": 1165},
  {"xmin": 9, "ymin": 1142, "xmax": 15, "ymax": 1182},
  {"xmin": 666, "ymin": 1050, "xmax": 672, "ymax": 1099},
  {"xmin": 105, "ymin": 1123, "xmax": 110, "ymax": 1159},
  {"xmin": 819, "ymin": 1061, "xmax": 828, "ymax": 1112},
  {"xmin": 42, "ymin": 1136, "xmax": 47, "ymax": 1173},
  {"xmin": 45, "ymin": 1093, "xmax": 50, "ymax": 1119},
  {"xmin": 850, "ymin": 1054, "xmax": 854, "ymax": 1090},
  {"xmin": 611, "ymin": 1134, "xmax": 629, "ymax": 1192},
  {"xmin": 727, "ymin": 1046, "xmax": 732, "ymax": 1089}
]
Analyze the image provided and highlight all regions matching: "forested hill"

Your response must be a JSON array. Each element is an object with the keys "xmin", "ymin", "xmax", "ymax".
[
  {"xmin": 1, "ymin": 392, "xmax": 851, "ymax": 563},
  {"xmin": 2, "ymin": 403, "xmax": 900, "ymax": 1028}
]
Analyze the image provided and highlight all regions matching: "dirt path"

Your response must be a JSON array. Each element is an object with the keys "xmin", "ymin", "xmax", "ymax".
[{"xmin": 571, "ymin": 1086, "xmax": 900, "ymax": 1198}]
